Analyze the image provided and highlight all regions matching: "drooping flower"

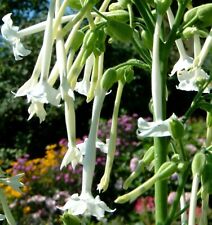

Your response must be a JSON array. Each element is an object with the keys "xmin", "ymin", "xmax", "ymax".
[
  {"xmin": 60, "ymin": 144, "xmax": 83, "ymax": 170},
  {"xmin": 137, "ymin": 116, "xmax": 173, "ymax": 138},
  {"xmin": 27, "ymin": 81, "xmax": 60, "ymax": 106},
  {"xmin": 28, "ymin": 102, "xmax": 47, "ymax": 123},
  {"xmin": 96, "ymin": 139, "xmax": 109, "ymax": 154},
  {"xmin": 58, "ymin": 192, "xmax": 115, "ymax": 220},
  {"xmin": 1, "ymin": 13, "xmax": 31, "ymax": 60},
  {"xmin": 177, "ymin": 67, "xmax": 210, "ymax": 93},
  {"xmin": 0, "ymin": 173, "xmax": 24, "ymax": 193}
]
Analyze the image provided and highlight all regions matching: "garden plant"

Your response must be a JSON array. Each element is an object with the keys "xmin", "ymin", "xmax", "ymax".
[{"xmin": 0, "ymin": 0, "xmax": 212, "ymax": 225}]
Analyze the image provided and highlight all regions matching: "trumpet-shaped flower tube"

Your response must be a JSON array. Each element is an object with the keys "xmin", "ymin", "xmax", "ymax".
[{"xmin": 1, "ymin": 13, "xmax": 31, "ymax": 60}]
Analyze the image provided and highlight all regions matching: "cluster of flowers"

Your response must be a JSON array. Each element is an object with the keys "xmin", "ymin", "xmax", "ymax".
[{"xmin": 0, "ymin": 0, "xmax": 212, "ymax": 224}]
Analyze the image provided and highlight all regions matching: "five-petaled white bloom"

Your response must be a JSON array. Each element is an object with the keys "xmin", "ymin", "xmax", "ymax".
[
  {"xmin": 177, "ymin": 67, "xmax": 210, "ymax": 93},
  {"xmin": 58, "ymin": 192, "xmax": 115, "ymax": 220},
  {"xmin": 1, "ymin": 13, "xmax": 31, "ymax": 60},
  {"xmin": 137, "ymin": 117, "xmax": 173, "ymax": 137},
  {"xmin": 60, "ymin": 143, "xmax": 83, "ymax": 170}
]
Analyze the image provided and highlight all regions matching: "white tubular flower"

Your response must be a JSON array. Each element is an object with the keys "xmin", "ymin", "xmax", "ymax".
[
  {"xmin": 28, "ymin": 102, "xmax": 47, "ymax": 123},
  {"xmin": 137, "ymin": 117, "xmax": 172, "ymax": 137},
  {"xmin": 27, "ymin": 81, "xmax": 60, "ymax": 106},
  {"xmin": 96, "ymin": 139, "xmax": 109, "ymax": 154},
  {"xmin": 60, "ymin": 144, "xmax": 83, "ymax": 170},
  {"xmin": 1, "ymin": 13, "xmax": 31, "ymax": 60},
  {"xmin": 177, "ymin": 68, "xmax": 210, "ymax": 93},
  {"xmin": 0, "ymin": 173, "xmax": 24, "ymax": 193},
  {"xmin": 59, "ymin": 192, "xmax": 115, "ymax": 220}
]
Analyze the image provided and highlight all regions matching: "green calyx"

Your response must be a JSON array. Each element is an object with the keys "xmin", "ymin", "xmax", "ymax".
[
  {"xmin": 154, "ymin": 0, "xmax": 173, "ymax": 15},
  {"xmin": 101, "ymin": 68, "xmax": 118, "ymax": 91},
  {"xmin": 169, "ymin": 116, "xmax": 184, "ymax": 140},
  {"xmin": 68, "ymin": 0, "xmax": 82, "ymax": 10},
  {"xmin": 182, "ymin": 27, "xmax": 208, "ymax": 39}
]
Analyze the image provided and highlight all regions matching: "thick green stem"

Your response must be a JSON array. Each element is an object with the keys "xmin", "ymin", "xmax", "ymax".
[{"xmin": 152, "ymin": 14, "xmax": 168, "ymax": 225}]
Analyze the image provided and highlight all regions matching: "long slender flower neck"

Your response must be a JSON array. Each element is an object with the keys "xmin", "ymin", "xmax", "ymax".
[
  {"xmin": 193, "ymin": 34, "xmax": 201, "ymax": 58},
  {"xmin": 197, "ymin": 28, "xmax": 212, "ymax": 67},
  {"xmin": 40, "ymin": 0, "xmax": 55, "ymax": 82},
  {"xmin": 167, "ymin": 8, "xmax": 187, "ymax": 59},
  {"xmin": 152, "ymin": 14, "xmax": 163, "ymax": 121},
  {"xmin": 81, "ymin": 89, "xmax": 106, "ymax": 194}
]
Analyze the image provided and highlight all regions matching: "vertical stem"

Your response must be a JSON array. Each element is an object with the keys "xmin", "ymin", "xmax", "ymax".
[
  {"xmin": 152, "ymin": 14, "xmax": 168, "ymax": 225},
  {"xmin": 81, "ymin": 90, "xmax": 105, "ymax": 194}
]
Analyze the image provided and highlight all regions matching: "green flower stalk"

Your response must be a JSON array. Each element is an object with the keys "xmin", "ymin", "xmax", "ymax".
[{"xmin": 98, "ymin": 80, "xmax": 125, "ymax": 192}]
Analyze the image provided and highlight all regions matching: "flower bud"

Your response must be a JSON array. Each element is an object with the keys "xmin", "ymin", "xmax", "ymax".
[
  {"xmin": 71, "ymin": 31, "xmax": 84, "ymax": 52},
  {"xmin": 156, "ymin": 161, "xmax": 177, "ymax": 180},
  {"xmin": 117, "ymin": 66, "xmax": 134, "ymax": 83},
  {"xmin": 105, "ymin": 20, "xmax": 133, "ymax": 42},
  {"xmin": 169, "ymin": 116, "xmax": 184, "ymax": 139},
  {"xmin": 101, "ymin": 68, "xmax": 117, "ymax": 91},
  {"xmin": 192, "ymin": 152, "xmax": 206, "ymax": 176},
  {"xmin": 141, "ymin": 30, "xmax": 153, "ymax": 50},
  {"xmin": 154, "ymin": 0, "xmax": 173, "ymax": 15},
  {"xmin": 142, "ymin": 146, "xmax": 154, "ymax": 165}
]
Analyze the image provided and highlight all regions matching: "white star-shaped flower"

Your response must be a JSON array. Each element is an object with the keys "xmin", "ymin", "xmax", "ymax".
[
  {"xmin": 1, "ymin": 13, "xmax": 31, "ymax": 60},
  {"xmin": 177, "ymin": 67, "xmax": 210, "ymax": 93},
  {"xmin": 58, "ymin": 192, "xmax": 115, "ymax": 220}
]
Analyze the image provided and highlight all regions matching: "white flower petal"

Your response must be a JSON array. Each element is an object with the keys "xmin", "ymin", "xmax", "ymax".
[
  {"xmin": 60, "ymin": 145, "xmax": 83, "ymax": 170},
  {"xmin": 13, "ymin": 39, "xmax": 31, "ymax": 60},
  {"xmin": 170, "ymin": 56, "xmax": 193, "ymax": 76},
  {"xmin": 96, "ymin": 139, "xmax": 109, "ymax": 154},
  {"xmin": 27, "ymin": 81, "xmax": 61, "ymax": 106},
  {"xmin": 28, "ymin": 101, "xmax": 47, "ymax": 123},
  {"xmin": 137, "ymin": 117, "xmax": 172, "ymax": 137},
  {"xmin": 59, "ymin": 193, "xmax": 115, "ymax": 220},
  {"xmin": 75, "ymin": 79, "xmax": 90, "ymax": 96}
]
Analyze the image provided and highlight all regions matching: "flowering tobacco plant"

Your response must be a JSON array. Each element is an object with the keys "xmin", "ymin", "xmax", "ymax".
[{"xmin": 1, "ymin": 0, "xmax": 212, "ymax": 225}]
